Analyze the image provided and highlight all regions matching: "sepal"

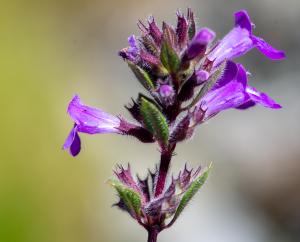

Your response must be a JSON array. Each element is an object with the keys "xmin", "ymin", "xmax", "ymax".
[
  {"xmin": 148, "ymin": 16, "xmax": 163, "ymax": 46},
  {"xmin": 167, "ymin": 163, "xmax": 212, "ymax": 227},
  {"xmin": 160, "ymin": 24, "xmax": 181, "ymax": 73},
  {"xmin": 169, "ymin": 113, "xmax": 192, "ymax": 143},
  {"xmin": 184, "ymin": 60, "xmax": 227, "ymax": 110},
  {"xmin": 176, "ymin": 11, "xmax": 189, "ymax": 49},
  {"xmin": 108, "ymin": 179, "xmax": 142, "ymax": 218},
  {"xmin": 187, "ymin": 8, "xmax": 196, "ymax": 40}
]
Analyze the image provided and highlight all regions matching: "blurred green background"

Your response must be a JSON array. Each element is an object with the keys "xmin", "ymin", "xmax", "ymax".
[{"xmin": 0, "ymin": 0, "xmax": 299, "ymax": 242}]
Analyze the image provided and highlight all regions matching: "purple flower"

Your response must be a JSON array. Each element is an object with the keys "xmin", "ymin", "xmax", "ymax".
[
  {"xmin": 207, "ymin": 10, "xmax": 286, "ymax": 66},
  {"xmin": 63, "ymin": 125, "xmax": 81, "ymax": 157},
  {"xmin": 119, "ymin": 35, "xmax": 139, "ymax": 62},
  {"xmin": 238, "ymin": 85, "xmax": 282, "ymax": 109},
  {"xmin": 63, "ymin": 95, "xmax": 122, "ymax": 156},
  {"xmin": 184, "ymin": 27, "xmax": 215, "ymax": 61},
  {"xmin": 63, "ymin": 95, "xmax": 155, "ymax": 156},
  {"xmin": 197, "ymin": 61, "xmax": 281, "ymax": 121},
  {"xmin": 63, "ymin": 9, "xmax": 285, "ymax": 242},
  {"xmin": 159, "ymin": 84, "xmax": 174, "ymax": 98}
]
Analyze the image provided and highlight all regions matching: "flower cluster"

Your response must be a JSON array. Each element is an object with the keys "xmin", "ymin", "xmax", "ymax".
[{"xmin": 63, "ymin": 9, "xmax": 284, "ymax": 242}]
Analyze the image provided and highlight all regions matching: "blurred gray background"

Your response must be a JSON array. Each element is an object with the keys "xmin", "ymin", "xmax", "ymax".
[{"xmin": 0, "ymin": 0, "xmax": 299, "ymax": 242}]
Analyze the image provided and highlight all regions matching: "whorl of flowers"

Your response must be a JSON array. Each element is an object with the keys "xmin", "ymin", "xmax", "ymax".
[{"xmin": 63, "ymin": 9, "xmax": 285, "ymax": 242}]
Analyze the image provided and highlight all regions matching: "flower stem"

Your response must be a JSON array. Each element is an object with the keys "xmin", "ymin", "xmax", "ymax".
[
  {"xmin": 154, "ymin": 144, "xmax": 176, "ymax": 197},
  {"xmin": 147, "ymin": 229, "xmax": 159, "ymax": 242}
]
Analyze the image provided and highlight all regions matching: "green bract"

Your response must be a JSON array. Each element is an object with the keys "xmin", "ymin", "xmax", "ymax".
[{"xmin": 140, "ymin": 97, "xmax": 169, "ymax": 145}]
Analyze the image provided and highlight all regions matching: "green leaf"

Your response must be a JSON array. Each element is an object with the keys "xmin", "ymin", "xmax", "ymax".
[
  {"xmin": 167, "ymin": 164, "xmax": 212, "ymax": 227},
  {"xmin": 140, "ymin": 97, "xmax": 169, "ymax": 145},
  {"xmin": 108, "ymin": 179, "xmax": 142, "ymax": 217},
  {"xmin": 128, "ymin": 61, "xmax": 155, "ymax": 90},
  {"xmin": 183, "ymin": 61, "xmax": 227, "ymax": 110},
  {"xmin": 160, "ymin": 40, "xmax": 180, "ymax": 73}
]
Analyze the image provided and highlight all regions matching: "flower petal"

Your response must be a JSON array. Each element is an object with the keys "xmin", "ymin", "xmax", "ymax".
[
  {"xmin": 63, "ymin": 125, "xmax": 77, "ymax": 150},
  {"xmin": 207, "ymin": 27, "xmax": 253, "ymax": 66},
  {"xmin": 194, "ymin": 27, "xmax": 215, "ymax": 43},
  {"xmin": 200, "ymin": 63, "xmax": 249, "ymax": 119},
  {"xmin": 208, "ymin": 10, "xmax": 285, "ymax": 65},
  {"xmin": 185, "ymin": 28, "xmax": 215, "ymax": 60},
  {"xmin": 127, "ymin": 35, "xmax": 139, "ymax": 61},
  {"xmin": 234, "ymin": 10, "xmax": 252, "ymax": 33},
  {"xmin": 211, "ymin": 61, "xmax": 239, "ymax": 90},
  {"xmin": 251, "ymin": 36, "xmax": 286, "ymax": 60},
  {"xmin": 63, "ymin": 125, "xmax": 81, "ymax": 156},
  {"xmin": 70, "ymin": 131, "xmax": 81, "ymax": 156},
  {"xmin": 245, "ymin": 86, "xmax": 282, "ymax": 109},
  {"xmin": 67, "ymin": 95, "xmax": 120, "ymax": 134},
  {"xmin": 236, "ymin": 100, "xmax": 256, "ymax": 109}
]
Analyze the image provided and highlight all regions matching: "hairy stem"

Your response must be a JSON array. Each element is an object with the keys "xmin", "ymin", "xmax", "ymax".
[
  {"xmin": 147, "ymin": 229, "xmax": 159, "ymax": 242},
  {"xmin": 154, "ymin": 144, "xmax": 176, "ymax": 197}
]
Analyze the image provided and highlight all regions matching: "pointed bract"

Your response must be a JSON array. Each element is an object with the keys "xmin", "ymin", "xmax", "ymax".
[{"xmin": 176, "ymin": 11, "xmax": 189, "ymax": 49}]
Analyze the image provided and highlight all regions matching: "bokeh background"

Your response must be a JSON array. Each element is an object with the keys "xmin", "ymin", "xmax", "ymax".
[{"xmin": 1, "ymin": 0, "xmax": 299, "ymax": 242}]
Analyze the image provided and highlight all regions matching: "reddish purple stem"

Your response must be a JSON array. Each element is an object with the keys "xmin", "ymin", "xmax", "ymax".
[
  {"xmin": 147, "ymin": 228, "xmax": 159, "ymax": 242},
  {"xmin": 154, "ymin": 145, "xmax": 176, "ymax": 197}
]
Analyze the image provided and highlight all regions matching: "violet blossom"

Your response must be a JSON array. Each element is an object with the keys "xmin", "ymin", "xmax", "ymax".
[
  {"xmin": 63, "ymin": 95, "xmax": 154, "ymax": 156},
  {"xmin": 208, "ymin": 10, "xmax": 285, "ymax": 66},
  {"xmin": 63, "ymin": 8, "xmax": 285, "ymax": 242}
]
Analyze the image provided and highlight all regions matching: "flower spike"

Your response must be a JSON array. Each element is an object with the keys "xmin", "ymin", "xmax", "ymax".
[{"xmin": 64, "ymin": 8, "xmax": 285, "ymax": 242}]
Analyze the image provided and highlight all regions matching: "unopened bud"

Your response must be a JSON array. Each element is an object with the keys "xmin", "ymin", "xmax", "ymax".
[
  {"xmin": 159, "ymin": 84, "xmax": 174, "ymax": 98},
  {"xmin": 196, "ymin": 70, "xmax": 210, "ymax": 84}
]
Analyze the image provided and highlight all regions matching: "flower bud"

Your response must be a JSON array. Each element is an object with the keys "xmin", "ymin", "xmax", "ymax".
[
  {"xmin": 196, "ymin": 70, "xmax": 210, "ymax": 84},
  {"xmin": 184, "ymin": 28, "xmax": 215, "ymax": 61},
  {"xmin": 159, "ymin": 84, "xmax": 174, "ymax": 98}
]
